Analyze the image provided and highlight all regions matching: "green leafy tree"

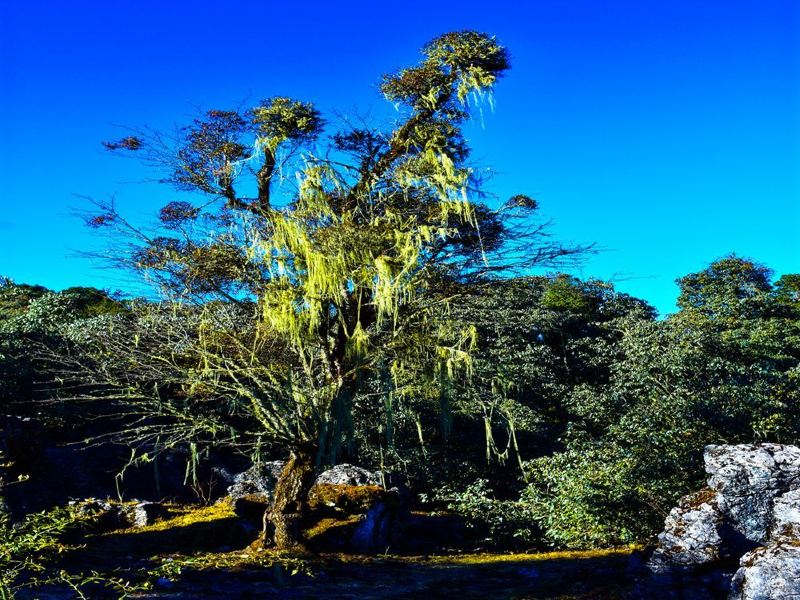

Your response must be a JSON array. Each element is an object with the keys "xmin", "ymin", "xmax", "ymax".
[{"xmin": 73, "ymin": 31, "xmax": 586, "ymax": 550}]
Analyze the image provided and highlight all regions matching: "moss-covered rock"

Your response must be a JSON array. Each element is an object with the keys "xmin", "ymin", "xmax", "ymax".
[
  {"xmin": 305, "ymin": 484, "xmax": 405, "ymax": 553},
  {"xmin": 308, "ymin": 484, "xmax": 388, "ymax": 515}
]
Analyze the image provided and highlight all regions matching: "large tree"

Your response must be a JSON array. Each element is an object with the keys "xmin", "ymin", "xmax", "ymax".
[{"xmin": 75, "ymin": 31, "xmax": 587, "ymax": 549}]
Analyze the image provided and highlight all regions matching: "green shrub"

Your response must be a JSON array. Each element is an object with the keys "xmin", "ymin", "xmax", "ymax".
[
  {"xmin": 433, "ymin": 479, "xmax": 538, "ymax": 548},
  {"xmin": 520, "ymin": 446, "xmax": 652, "ymax": 549}
]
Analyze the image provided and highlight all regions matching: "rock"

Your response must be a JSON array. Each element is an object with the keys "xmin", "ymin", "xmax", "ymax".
[
  {"xmin": 305, "ymin": 483, "xmax": 404, "ymax": 553},
  {"xmin": 648, "ymin": 488, "xmax": 726, "ymax": 573},
  {"xmin": 227, "ymin": 461, "xmax": 285, "ymax": 521},
  {"xmin": 72, "ymin": 498, "xmax": 115, "ymax": 518},
  {"xmin": 650, "ymin": 443, "xmax": 800, "ymax": 597},
  {"xmin": 729, "ymin": 542, "xmax": 800, "ymax": 600},
  {"xmin": 71, "ymin": 498, "xmax": 127, "ymax": 530},
  {"xmin": 227, "ymin": 461, "xmax": 383, "ymax": 522},
  {"xmin": 706, "ymin": 444, "xmax": 800, "ymax": 544},
  {"xmin": 315, "ymin": 463, "xmax": 381, "ymax": 487},
  {"xmin": 771, "ymin": 489, "xmax": 800, "ymax": 541},
  {"xmin": 226, "ymin": 460, "xmax": 285, "ymax": 503},
  {"xmin": 227, "ymin": 462, "xmax": 381, "ymax": 504},
  {"xmin": 121, "ymin": 501, "xmax": 170, "ymax": 527},
  {"xmin": 70, "ymin": 498, "xmax": 169, "ymax": 529},
  {"xmin": 308, "ymin": 483, "xmax": 389, "ymax": 516}
]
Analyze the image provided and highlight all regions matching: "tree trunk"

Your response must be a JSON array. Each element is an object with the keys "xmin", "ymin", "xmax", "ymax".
[{"xmin": 262, "ymin": 443, "xmax": 316, "ymax": 550}]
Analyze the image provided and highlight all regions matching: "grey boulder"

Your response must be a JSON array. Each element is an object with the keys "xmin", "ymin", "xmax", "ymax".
[
  {"xmin": 729, "ymin": 542, "xmax": 800, "ymax": 600},
  {"xmin": 650, "ymin": 444, "xmax": 800, "ymax": 599},
  {"xmin": 706, "ymin": 444, "xmax": 800, "ymax": 543},
  {"xmin": 121, "ymin": 501, "xmax": 170, "ymax": 527},
  {"xmin": 226, "ymin": 460, "xmax": 285, "ymax": 502},
  {"xmin": 648, "ymin": 489, "xmax": 725, "ymax": 573},
  {"xmin": 315, "ymin": 464, "xmax": 381, "ymax": 487}
]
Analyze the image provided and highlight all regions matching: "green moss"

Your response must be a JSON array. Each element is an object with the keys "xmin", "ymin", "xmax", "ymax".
[
  {"xmin": 116, "ymin": 501, "xmax": 236, "ymax": 535},
  {"xmin": 82, "ymin": 500, "xmax": 246, "ymax": 561},
  {"xmin": 418, "ymin": 546, "xmax": 643, "ymax": 565},
  {"xmin": 304, "ymin": 515, "xmax": 362, "ymax": 540},
  {"xmin": 308, "ymin": 484, "xmax": 386, "ymax": 513}
]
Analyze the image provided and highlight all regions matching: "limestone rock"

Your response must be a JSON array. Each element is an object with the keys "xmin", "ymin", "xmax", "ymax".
[
  {"xmin": 648, "ymin": 488, "xmax": 726, "ymax": 573},
  {"xmin": 226, "ymin": 460, "xmax": 285, "ymax": 503},
  {"xmin": 729, "ymin": 542, "xmax": 800, "ymax": 600},
  {"xmin": 315, "ymin": 463, "xmax": 381, "ymax": 487},
  {"xmin": 771, "ymin": 489, "xmax": 800, "ymax": 541},
  {"xmin": 121, "ymin": 501, "xmax": 169, "ymax": 527},
  {"xmin": 650, "ymin": 443, "xmax": 800, "ymax": 598},
  {"xmin": 228, "ymin": 462, "xmax": 381, "ymax": 503},
  {"xmin": 70, "ymin": 498, "xmax": 168, "ymax": 529},
  {"xmin": 706, "ymin": 444, "xmax": 800, "ymax": 544},
  {"xmin": 70, "ymin": 498, "xmax": 126, "ymax": 530},
  {"xmin": 71, "ymin": 498, "xmax": 116, "ymax": 519},
  {"xmin": 228, "ymin": 461, "xmax": 382, "ymax": 521}
]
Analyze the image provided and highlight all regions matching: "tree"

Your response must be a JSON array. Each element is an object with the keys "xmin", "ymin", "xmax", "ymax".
[
  {"xmin": 676, "ymin": 254, "xmax": 774, "ymax": 321},
  {"xmin": 75, "ymin": 31, "xmax": 587, "ymax": 550}
]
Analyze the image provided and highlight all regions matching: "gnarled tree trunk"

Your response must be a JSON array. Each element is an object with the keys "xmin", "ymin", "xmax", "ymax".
[{"xmin": 262, "ymin": 443, "xmax": 316, "ymax": 550}]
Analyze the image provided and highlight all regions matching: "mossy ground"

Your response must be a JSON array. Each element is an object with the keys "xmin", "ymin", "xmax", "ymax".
[
  {"xmin": 43, "ymin": 502, "xmax": 651, "ymax": 599},
  {"xmin": 116, "ymin": 500, "xmax": 236, "ymax": 534}
]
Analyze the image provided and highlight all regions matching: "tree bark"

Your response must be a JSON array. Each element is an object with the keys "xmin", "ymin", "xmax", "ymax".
[
  {"xmin": 256, "ymin": 149, "xmax": 275, "ymax": 212},
  {"xmin": 262, "ymin": 443, "xmax": 316, "ymax": 550}
]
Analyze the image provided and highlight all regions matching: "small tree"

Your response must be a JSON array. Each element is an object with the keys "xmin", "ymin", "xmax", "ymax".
[{"xmin": 76, "ymin": 31, "xmax": 587, "ymax": 549}]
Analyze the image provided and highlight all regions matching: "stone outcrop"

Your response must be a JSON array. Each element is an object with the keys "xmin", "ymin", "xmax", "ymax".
[
  {"xmin": 227, "ymin": 462, "xmax": 384, "ymax": 523},
  {"xmin": 70, "ymin": 498, "xmax": 169, "ymax": 529},
  {"xmin": 649, "ymin": 444, "xmax": 800, "ymax": 599},
  {"xmin": 315, "ymin": 464, "xmax": 381, "ymax": 487},
  {"xmin": 226, "ymin": 460, "xmax": 286, "ymax": 503},
  {"xmin": 771, "ymin": 489, "xmax": 800, "ymax": 540},
  {"xmin": 648, "ymin": 488, "xmax": 726, "ymax": 573},
  {"xmin": 227, "ymin": 462, "xmax": 381, "ymax": 504},
  {"xmin": 706, "ymin": 444, "xmax": 800, "ymax": 544},
  {"xmin": 226, "ymin": 460, "xmax": 286, "ymax": 521},
  {"xmin": 225, "ymin": 461, "xmax": 400, "ymax": 552},
  {"xmin": 121, "ymin": 501, "xmax": 170, "ymax": 527},
  {"xmin": 729, "ymin": 542, "xmax": 800, "ymax": 600}
]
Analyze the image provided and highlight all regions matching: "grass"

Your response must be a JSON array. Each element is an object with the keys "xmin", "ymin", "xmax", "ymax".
[{"xmin": 150, "ymin": 548, "xmax": 314, "ymax": 579}]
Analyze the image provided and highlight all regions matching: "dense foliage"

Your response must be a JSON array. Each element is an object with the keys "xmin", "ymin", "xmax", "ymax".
[
  {"xmin": 3, "ymin": 255, "xmax": 797, "ymax": 555},
  {"xmin": 0, "ymin": 32, "xmax": 797, "ymax": 590},
  {"xmin": 521, "ymin": 257, "xmax": 800, "ymax": 548}
]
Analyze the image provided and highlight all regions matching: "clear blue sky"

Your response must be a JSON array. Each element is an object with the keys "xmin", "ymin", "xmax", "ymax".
[{"xmin": 1, "ymin": 0, "xmax": 797, "ymax": 316}]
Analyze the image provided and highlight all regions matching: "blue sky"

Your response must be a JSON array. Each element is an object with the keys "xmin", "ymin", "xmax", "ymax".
[{"xmin": 1, "ymin": 0, "xmax": 797, "ymax": 316}]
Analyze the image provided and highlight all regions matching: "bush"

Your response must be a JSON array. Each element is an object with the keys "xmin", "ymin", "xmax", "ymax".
[
  {"xmin": 433, "ymin": 479, "xmax": 539, "ymax": 549},
  {"xmin": 521, "ymin": 445, "xmax": 658, "ymax": 549}
]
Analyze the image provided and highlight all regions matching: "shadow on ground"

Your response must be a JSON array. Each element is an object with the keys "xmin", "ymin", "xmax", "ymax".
[{"xmin": 17, "ymin": 503, "xmax": 732, "ymax": 599}]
